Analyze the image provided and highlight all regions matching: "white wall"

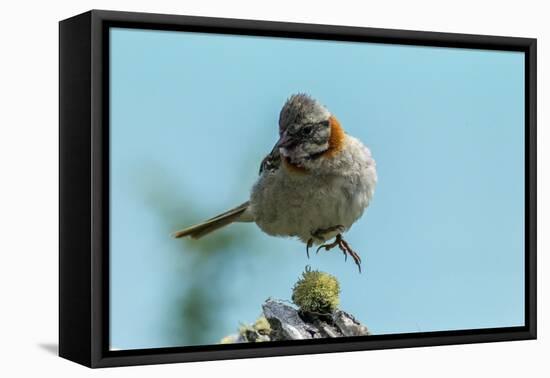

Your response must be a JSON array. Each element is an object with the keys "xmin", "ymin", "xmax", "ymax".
[{"xmin": 0, "ymin": 0, "xmax": 546, "ymax": 376}]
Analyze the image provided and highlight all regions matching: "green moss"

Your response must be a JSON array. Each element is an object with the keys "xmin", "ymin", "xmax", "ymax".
[{"xmin": 291, "ymin": 267, "xmax": 340, "ymax": 314}]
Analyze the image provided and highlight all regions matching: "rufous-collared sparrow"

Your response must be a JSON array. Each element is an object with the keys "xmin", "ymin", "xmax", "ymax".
[{"xmin": 173, "ymin": 94, "xmax": 377, "ymax": 271}]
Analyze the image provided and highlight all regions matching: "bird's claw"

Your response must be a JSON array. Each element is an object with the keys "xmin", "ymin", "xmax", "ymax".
[
  {"xmin": 338, "ymin": 237, "xmax": 362, "ymax": 273},
  {"xmin": 306, "ymin": 238, "xmax": 313, "ymax": 259},
  {"xmin": 315, "ymin": 234, "xmax": 362, "ymax": 273},
  {"xmin": 315, "ymin": 241, "xmax": 337, "ymax": 254}
]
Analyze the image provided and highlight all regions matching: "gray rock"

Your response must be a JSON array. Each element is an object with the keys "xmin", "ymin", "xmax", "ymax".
[
  {"xmin": 262, "ymin": 299, "xmax": 319, "ymax": 339},
  {"xmin": 333, "ymin": 310, "xmax": 370, "ymax": 336},
  {"xmin": 261, "ymin": 299, "xmax": 369, "ymax": 341},
  {"xmin": 220, "ymin": 299, "xmax": 370, "ymax": 344}
]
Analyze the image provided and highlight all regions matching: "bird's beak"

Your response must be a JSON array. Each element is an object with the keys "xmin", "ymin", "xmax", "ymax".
[{"xmin": 275, "ymin": 131, "xmax": 295, "ymax": 149}]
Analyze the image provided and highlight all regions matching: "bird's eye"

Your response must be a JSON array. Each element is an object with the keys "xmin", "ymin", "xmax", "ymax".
[{"xmin": 302, "ymin": 125, "xmax": 313, "ymax": 135}]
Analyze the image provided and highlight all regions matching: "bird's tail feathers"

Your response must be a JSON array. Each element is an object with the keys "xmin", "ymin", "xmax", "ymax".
[{"xmin": 172, "ymin": 201, "xmax": 250, "ymax": 239}]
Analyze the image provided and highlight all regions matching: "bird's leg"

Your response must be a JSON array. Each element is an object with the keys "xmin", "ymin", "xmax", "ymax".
[
  {"xmin": 307, "ymin": 225, "xmax": 344, "ymax": 259},
  {"xmin": 316, "ymin": 233, "xmax": 362, "ymax": 273},
  {"xmin": 312, "ymin": 225, "xmax": 345, "ymax": 240},
  {"xmin": 312, "ymin": 225, "xmax": 345, "ymax": 253}
]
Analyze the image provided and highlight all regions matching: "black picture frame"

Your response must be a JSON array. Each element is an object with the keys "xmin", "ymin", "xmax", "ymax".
[{"xmin": 59, "ymin": 9, "xmax": 537, "ymax": 368}]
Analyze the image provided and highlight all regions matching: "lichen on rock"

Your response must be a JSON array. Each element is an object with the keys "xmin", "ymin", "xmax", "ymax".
[
  {"xmin": 219, "ymin": 267, "xmax": 369, "ymax": 344},
  {"xmin": 262, "ymin": 299, "xmax": 369, "ymax": 340},
  {"xmin": 219, "ymin": 316, "xmax": 272, "ymax": 344},
  {"xmin": 291, "ymin": 267, "xmax": 340, "ymax": 314}
]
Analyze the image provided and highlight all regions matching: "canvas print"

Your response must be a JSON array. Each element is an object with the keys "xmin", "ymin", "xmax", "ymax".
[{"xmin": 109, "ymin": 27, "xmax": 525, "ymax": 350}]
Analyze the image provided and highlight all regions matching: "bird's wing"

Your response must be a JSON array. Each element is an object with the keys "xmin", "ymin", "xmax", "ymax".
[{"xmin": 259, "ymin": 143, "xmax": 281, "ymax": 175}]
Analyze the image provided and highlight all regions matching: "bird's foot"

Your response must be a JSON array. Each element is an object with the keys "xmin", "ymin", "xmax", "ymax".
[
  {"xmin": 316, "ymin": 234, "xmax": 362, "ymax": 273},
  {"xmin": 306, "ymin": 225, "xmax": 344, "ymax": 259}
]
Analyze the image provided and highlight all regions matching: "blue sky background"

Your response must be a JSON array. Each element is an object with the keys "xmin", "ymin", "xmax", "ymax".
[{"xmin": 109, "ymin": 27, "xmax": 525, "ymax": 350}]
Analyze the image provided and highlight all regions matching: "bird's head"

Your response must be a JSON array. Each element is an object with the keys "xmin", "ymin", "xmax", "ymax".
[{"xmin": 276, "ymin": 93, "xmax": 345, "ymax": 169}]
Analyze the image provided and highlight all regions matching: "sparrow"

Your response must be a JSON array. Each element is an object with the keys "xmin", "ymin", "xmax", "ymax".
[{"xmin": 173, "ymin": 94, "xmax": 377, "ymax": 272}]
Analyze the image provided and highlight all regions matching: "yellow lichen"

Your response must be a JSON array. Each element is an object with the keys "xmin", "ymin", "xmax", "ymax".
[
  {"xmin": 219, "ymin": 335, "xmax": 236, "ymax": 344},
  {"xmin": 238, "ymin": 323, "xmax": 253, "ymax": 336},
  {"xmin": 233, "ymin": 317, "xmax": 272, "ymax": 342},
  {"xmin": 291, "ymin": 267, "xmax": 340, "ymax": 314},
  {"xmin": 253, "ymin": 316, "xmax": 271, "ymax": 335}
]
